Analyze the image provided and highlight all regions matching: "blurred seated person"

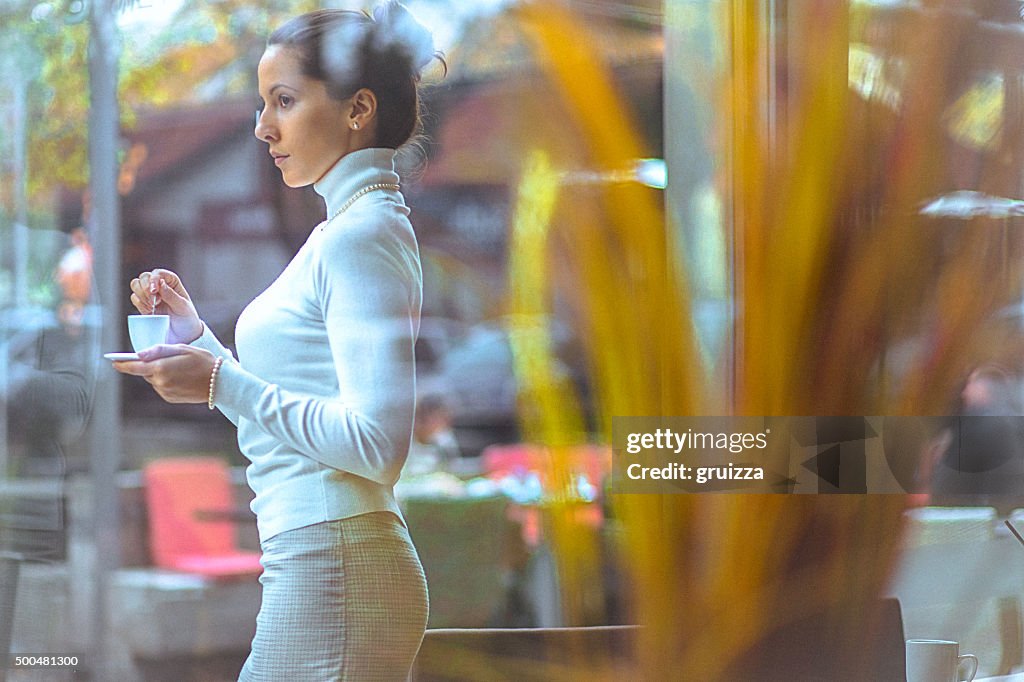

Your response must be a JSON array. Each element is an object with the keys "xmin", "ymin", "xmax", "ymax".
[
  {"xmin": 402, "ymin": 395, "xmax": 460, "ymax": 478},
  {"xmin": 55, "ymin": 227, "xmax": 92, "ymax": 330},
  {"xmin": 927, "ymin": 363, "xmax": 1024, "ymax": 514},
  {"xmin": 1, "ymin": 226, "xmax": 94, "ymax": 561}
]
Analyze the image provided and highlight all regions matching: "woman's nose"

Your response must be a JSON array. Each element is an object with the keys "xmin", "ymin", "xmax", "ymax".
[{"xmin": 254, "ymin": 109, "xmax": 276, "ymax": 142}]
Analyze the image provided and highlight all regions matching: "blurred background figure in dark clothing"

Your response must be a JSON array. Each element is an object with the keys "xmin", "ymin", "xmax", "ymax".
[
  {"xmin": 929, "ymin": 363, "xmax": 1024, "ymax": 514},
  {"xmin": 1, "ymin": 224, "xmax": 95, "ymax": 562},
  {"xmin": 960, "ymin": 364, "xmax": 1022, "ymax": 415}
]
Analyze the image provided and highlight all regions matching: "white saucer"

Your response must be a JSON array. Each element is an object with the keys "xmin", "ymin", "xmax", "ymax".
[{"xmin": 103, "ymin": 352, "xmax": 140, "ymax": 361}]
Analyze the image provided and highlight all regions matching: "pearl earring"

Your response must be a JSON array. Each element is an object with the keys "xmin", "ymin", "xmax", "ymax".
[{"xmin": 352, "ymin": 122, "xmax": 360, "ymax": 130}]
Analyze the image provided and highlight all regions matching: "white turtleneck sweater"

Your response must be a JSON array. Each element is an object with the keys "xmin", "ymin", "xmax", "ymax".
[{"xmin": 190, "ymin": 147, "xmax": 422, "ymax": 542}]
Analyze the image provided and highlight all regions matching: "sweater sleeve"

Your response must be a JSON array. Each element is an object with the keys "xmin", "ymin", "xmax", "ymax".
[
  {"xmin": 210, "ymin": 218, "xmax": 419, "ymax": 486},
  {"xmin": 189, "ymin": 323, "xmax": 243, "ymax": 427}
]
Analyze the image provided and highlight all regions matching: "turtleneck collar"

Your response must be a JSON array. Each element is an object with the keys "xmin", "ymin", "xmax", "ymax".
[{"xmin": 313, "ymin": 147, "xmax": 401, "ymax": 219}]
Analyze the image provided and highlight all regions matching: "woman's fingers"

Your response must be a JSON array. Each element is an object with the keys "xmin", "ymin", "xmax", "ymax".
[
  {"xmin": 154, "ymin": 280, "xmax": 188, "ymax": 313},
  {"xmin": 131, "ymin": 275, "xmax": 160, "ymax": 313},
  {"xmin": 143, "ymin": 269, "xmax": 191, "ymax": 313},
  {"xmin": 130, "ymin": 277, "xmax": 148, "ymax": 303},
  {"xmin": 111, "ymin": 359, "xmax": 153, "ymax": 377},
  {"xmin": 130, "ymin": 270, "xmax": 185, "ymax": 313},
  {"xmin": 113, "ymin": 345, "xmax": 212, "ymax": 405},
  {"xmin": 129, "ymin": 292, "xmax": 149, "ymax": 315},
  {"xmin": 112, "ymin": 346, "xmax": 187, "ymax": 379},
  {"xmin": 136, "ymin": 343, "xmax": 190, "ymax": 362},
  {"xmin": 149, "ymin": 269, "xmax": 185, "ymax": 296}
]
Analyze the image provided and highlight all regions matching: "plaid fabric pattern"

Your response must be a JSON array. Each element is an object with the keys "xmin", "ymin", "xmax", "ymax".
[{"xmin": 238, "ymin": 512, "xmax": 428, "ymax": 681}]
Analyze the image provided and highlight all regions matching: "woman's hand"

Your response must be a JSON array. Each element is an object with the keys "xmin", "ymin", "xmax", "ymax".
[
  {"xmin": 129, "ymin": 269, "xmax": 203, "ymax": 344},
  {"xmin": 112, "ymin": 344, "xmax": 218, "ymax": 405}
]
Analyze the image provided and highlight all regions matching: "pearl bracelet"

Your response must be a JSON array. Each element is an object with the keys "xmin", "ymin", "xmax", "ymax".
[{"xmin": 208, "ymin": 357, "xmax": 224, "ymax": 410}]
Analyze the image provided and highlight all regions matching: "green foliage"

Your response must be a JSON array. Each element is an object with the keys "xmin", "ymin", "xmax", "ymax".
[
  {"xmin": 0, "ymin": 0, "xmax": 91, "ymax": 204},
  {"xmin": 0, "ymin": 0, "xmax": 322, "ymax": 212}
]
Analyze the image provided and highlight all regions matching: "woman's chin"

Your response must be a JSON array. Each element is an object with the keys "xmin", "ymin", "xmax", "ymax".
[{"xmin": 280, "ymin": 172, "xmax": 308, "ymax": 189}]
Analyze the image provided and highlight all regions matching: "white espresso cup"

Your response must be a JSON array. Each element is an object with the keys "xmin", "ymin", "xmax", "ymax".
[
  {"xmin": 906, "ymin": 639, "xmax": 978, "ymax": 682},
  {"xmin": 127, "ymin": 314, "xmax": 169, "ymax": 352}
]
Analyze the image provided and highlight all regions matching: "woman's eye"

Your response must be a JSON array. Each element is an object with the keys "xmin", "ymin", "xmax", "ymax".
[{"xmin": 278, "ymin": 95, "xmax": 293, "ymax": 108}]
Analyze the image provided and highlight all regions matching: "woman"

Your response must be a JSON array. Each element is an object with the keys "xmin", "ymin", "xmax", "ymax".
[{"xmin": 114, "ymin": 4, "xmax": 438, "ymax": 679}]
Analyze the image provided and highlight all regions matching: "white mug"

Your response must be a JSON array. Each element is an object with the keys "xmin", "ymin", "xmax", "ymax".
[
  {"xmin": 906, "ymin": 639, "xmax": 978, "ymax": 682},
  {"xmin": 127, "ymin": 314, "xmax": 169, "ymax": 352}
]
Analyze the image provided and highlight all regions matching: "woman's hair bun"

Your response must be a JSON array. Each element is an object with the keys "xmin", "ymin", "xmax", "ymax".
[{"xmin": 371, "ymin": 1, "xmax": 437, "ymax": 76}]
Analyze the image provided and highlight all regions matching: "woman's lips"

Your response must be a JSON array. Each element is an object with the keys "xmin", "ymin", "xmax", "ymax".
[{"xmin": 274, "ymin": 155, "xmax": 288, "ymax": 166}]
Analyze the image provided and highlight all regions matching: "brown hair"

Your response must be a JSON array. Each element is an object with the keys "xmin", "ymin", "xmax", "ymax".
[{"xmin": 268, "ymin": 3, "xmax": 444, "ymax": 149}]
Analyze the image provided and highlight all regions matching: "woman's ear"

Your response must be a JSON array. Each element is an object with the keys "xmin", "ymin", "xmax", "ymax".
[{"xmin": 349, "ymin": 88, "xmax": 378, "ymax": 130}]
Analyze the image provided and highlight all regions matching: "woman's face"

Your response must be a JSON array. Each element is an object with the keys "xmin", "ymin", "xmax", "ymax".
[{"xmin": 255, "ymin": 45, "xmax": 353, "ymax": 187}]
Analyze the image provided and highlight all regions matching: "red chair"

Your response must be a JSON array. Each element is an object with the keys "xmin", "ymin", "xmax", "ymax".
[
  {"xmin": 481, "ymin": 443, "xmax": 611, "ymax": 489},
  {"xmin": 481, "ymin": 444, "xmax": 544, "ymax": 478},
  {"xmin": 143, "ymin": 456, "xmax": 262, "ymax": 579},
  {"xmin": 568, "ymin": 444, "xmax": 612, "ymax": 489}
]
